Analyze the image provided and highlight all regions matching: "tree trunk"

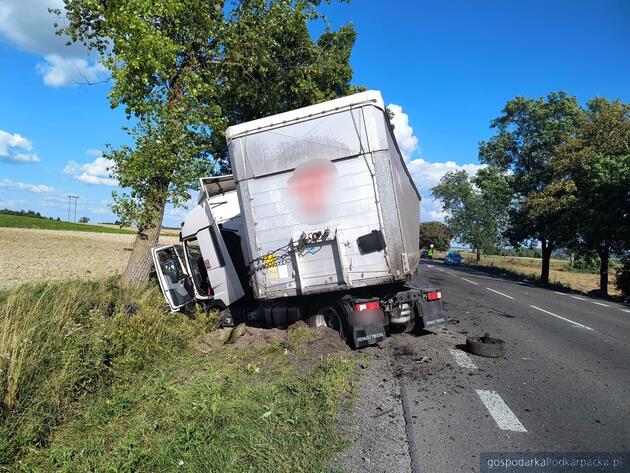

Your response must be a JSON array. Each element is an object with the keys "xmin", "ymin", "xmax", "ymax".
[
  {"xmin": 121, "ymin": 197, "xmax": 166, "ymax": 287},
  {"xmin": 541, "ymin": 239, "xmax": 553, "ymax": 284},
  {"xmin": 597, "ymin": 246, "xmax": 609, "ymax": 296},
  {"xmin": 476, "ymin": 247, "xmax": 481, "ymax": 262}
]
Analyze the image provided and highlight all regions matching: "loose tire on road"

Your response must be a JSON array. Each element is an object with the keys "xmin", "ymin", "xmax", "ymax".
[{"xmin": 466, "ymin": 334, "xmax": 505, "ymax": 358}]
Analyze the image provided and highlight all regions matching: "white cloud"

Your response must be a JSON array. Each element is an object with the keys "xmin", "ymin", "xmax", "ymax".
[
  {"xmin": 387, "ymin": 104, "xmax": 419, "ymax": 161},
  {"xmin": 91, "ymin": 207, "xmax": 112, "ymax": 214},
  {"xmin": 406, "ymin": 158, "xmax": 484, "ymax": 195},
  {"xmin": 0, "ymin": 179, "xmax": 55, "ymax": 193},
  {"xmin": 36, "ymin": 54, "xmax": 109, "ymax": 87},
  {"xmin": 0, "ymin": 129, "xmax": 32, "ymax": 156},
  {"xmin": 9, "ymin": 153, "xmax": 41, "ymax": 163},
  {"xmin": 385, "ymin": 105, "xmax": 485, "ymax": 223},
  {"xmin": 409, "ymin": 158, "xmax": 485, "ymax": 223},
  {"xmin": 64, "ymin": 156, "xmax": 118, "ymax": 186},
  {"xmin": 0, "ymin": 129, "xmax": 42, "ymax": 163},
  {"xmin": 0, "ymin": 0, "xmax": 108, "ymax": 87},
  {"xmin": 86, "ymin": 148, "xmax": 103, "ymax": 157}
]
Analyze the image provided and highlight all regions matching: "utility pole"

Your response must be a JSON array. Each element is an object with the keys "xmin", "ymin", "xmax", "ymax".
[
  {"xmin": 67, "ymin": 194, "xmax": 80, "ymax": 222},
  {"xmin": 74, "ymin": 196, "xmax": 79, "ymax": 223}
]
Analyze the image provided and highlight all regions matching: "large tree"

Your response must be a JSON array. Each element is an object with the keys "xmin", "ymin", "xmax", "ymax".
[
  {"xmin": 419, "ymin": 221, "xmax": 452, "ymax": 252},
  {"xmin": 432, "ymin": 166, "xmax": 511, "ymax": 262},
  {"xmin": 528, "ymin": 98, "xmax": 630, "ymax": 294},
  {"xmin": 54, "ymin": 0, "xmax": 358, "ymax": 286},
  {"xmin": 479, "ymin": 92, "xmax": 582, "ymax": 283}
]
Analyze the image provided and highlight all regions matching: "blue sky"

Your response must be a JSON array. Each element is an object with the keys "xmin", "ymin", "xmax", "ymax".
[{"xmin": 1, "ymin": 0, "xmax": 629, "ymax": 226}]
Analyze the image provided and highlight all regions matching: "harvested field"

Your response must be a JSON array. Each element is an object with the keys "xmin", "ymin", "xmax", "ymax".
[{"xmin": 0, "ymin": 227, "xmax": 178, "ymax": 290}]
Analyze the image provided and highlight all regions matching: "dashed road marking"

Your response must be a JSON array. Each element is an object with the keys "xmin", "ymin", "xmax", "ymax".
[
  {"xmin": 445, "ymin": 271, "xmax": 457, "ymax": 276},
  {"xmin": 461, "ymin": 277, "xmax": 479, "ymax": 285},
  {"xmin": 571, "ymin": 295, "xmax": 586, "ymax": 301},
  {"xmin": 476, "ymin": 390, "xmax": 527, "ymax": 432},
  {"xmin": 530, "ymin": 305, "xmax": 593, "ymax": 331},
  {"xmin": 486, "ymin": 287, "xmax": 515, "ymax": 300},
  {"xmin": 554, "ymin": 291, "xmax": 567, "ymax": 296},
  {"xmin": 622, "ymin": 309, "xmax": 630, "ymax": 314},
  {"xmin": 591, "ymin": 301, "xmax": 610, "ymax": 307},
  {"xmin": 450, "ymin": 349, "xmax": 478, "ymax": 370}
]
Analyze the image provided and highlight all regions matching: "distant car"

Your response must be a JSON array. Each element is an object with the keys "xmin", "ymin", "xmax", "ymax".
[
  {"xmin": 421, "ymin": 250, "xmax": 432, "ymax": 260},
  {"xmin": 444, "ymin": 251, "xmax": 464, "ymax": 265}
]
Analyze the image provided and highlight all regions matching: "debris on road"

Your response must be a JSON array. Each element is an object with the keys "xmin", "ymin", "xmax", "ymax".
[{"xmin": 466, "ymin": 333, "xmax": 506, "ymax": 358}]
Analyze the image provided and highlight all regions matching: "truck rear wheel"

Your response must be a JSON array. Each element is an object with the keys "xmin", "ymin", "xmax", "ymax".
[{"xmin": 306, "ymin": 306, "xmax": 346, "ymax": 341}]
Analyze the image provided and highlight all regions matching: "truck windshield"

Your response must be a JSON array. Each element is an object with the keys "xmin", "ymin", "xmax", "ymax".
[{"xmin": 184, "ymin": 238, "xmax": 211, "ymax": 297}]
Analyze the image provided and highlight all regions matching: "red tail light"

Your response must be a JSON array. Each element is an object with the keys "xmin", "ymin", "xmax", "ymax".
[
  {"xmin": 426, "ymin": 291, "xmax": 441, "ymax": 301},
  {"xmin": 354, "ymin": 300, "xmax": 380, "ymax": 312}
]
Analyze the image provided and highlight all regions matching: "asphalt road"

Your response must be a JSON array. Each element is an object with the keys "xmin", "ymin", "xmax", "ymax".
[{"xmin": 335, "ymin": 260, "xmax": 630, "ymax": 472}]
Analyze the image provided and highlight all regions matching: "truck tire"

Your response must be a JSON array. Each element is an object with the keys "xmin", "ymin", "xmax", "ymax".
[
  {"xmin": 307, "ymin": 305, "xmax": 347, "ymax": 341},
  {"xmin": 466, "ymin": 334, "xmax": 505, "ymax": 358}
]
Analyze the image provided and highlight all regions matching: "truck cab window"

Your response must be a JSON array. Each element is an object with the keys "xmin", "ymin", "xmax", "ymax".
[
  {"xmin": 157, "ymin": 247, "xmax": 185, "ymax": 284},
  {"xmin": 184, "ymin": 238, "xmax": 211, "ymax": 296}
]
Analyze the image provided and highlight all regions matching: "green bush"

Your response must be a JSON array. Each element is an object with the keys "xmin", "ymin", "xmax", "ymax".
[{"xmin": 571, "ymin": 256, "xmax": 601, "ymax": 273}]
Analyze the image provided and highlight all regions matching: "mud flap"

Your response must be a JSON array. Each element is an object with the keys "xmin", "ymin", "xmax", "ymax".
[
  {"xmin": 351, "ymin": 324, "xmax": 386, "ymax": 348},
  {"xmin": 415, "ymin": 298, "xmax": 446, "ymax": 329}
]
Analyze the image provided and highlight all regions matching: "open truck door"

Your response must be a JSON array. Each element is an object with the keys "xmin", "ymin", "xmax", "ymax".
[
  {"xmin": 177, "ymin": 175, "xmax": 245, "ymax": 309},
  {"xmin": 151, "ymin": 244, "xmax": 195, "ymax": 312}
]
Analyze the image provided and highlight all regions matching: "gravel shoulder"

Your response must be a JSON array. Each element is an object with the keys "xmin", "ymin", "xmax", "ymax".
[
  {"xmin": 330, "ymin": 342, "xmax": 412, "ymax": 473},
  {"xmin": 0, "ymin": 227, "xmax": 178, "ymax": 290}
]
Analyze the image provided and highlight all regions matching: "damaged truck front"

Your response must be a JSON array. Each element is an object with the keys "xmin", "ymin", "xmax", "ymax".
[{"xmin": 152, "ymin": 90, "xmax": 446, "ymax": 348}]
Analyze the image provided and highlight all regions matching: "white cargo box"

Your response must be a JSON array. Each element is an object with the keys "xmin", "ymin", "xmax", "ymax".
[{"xmin": 226, "ymin": 90, "xmax": 420, "ymax": 300}]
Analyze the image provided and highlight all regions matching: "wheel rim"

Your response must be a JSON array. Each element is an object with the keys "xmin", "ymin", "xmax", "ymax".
[{"xmin": 320, "ymin": 307, "xmax": 342, "ymax": 333}]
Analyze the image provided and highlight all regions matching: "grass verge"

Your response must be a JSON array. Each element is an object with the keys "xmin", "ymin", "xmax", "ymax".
[
  {"xmin": 0, "ymin": 279, "xmax": 356, "ymax": 471},
  {"xmin": 457, "ymin": 256, "xmax": 620, "ymax": 297}
]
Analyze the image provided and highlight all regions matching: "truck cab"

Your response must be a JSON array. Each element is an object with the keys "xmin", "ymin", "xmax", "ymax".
[{"xmin": 152, "ymin": 176, "xmax": 245, "ymax": 312}]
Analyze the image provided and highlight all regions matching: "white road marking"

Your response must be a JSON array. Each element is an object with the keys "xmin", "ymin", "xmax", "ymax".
[
  {"xmin": 427, "ymin": 264, "xmax": 433, "ymax": 268},
  {"xmin": 476, "ymin": 390, "xmax": 527, "ymax": 432},
  {"xmin": 436, "ymin": 268, "xmax": 445, "ymax": 272},
  {"xmin": 554, "ymin": 291, "xmax": 567, "ymax": 296},
  {"xmin": 622, "ymin": 309, "xmax": 630, "ymax": 314},
  {"xmin": 591, "ymin": 301, "xmax": 610, "ymax": 307},
  {"xmin": 461, "ymin": 277, "xmax": 479, "ymax": 285},
  {"xmin": 486, "ymin": 287, "xmax": 515, "ymax": 300},
  {"xmin": 530, "ymin": 305, "xmax": 593, "ymax": 331},
  {"xmin": 445, "ymin": 271, "xmax": 457, "ymax": 276},
  {"xmin": 571, "ymin": 295, "xmax": 586, "ymax": 301},
  {"xmin": 450, "ymin": 349, "xmax": 478, "ymax": 370}
]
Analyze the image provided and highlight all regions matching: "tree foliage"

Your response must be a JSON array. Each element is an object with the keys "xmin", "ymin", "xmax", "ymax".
[
  {"xmin": 53, "ymin": 0, "xmax": 359, "ymax": 284},
  {"xmin": 418, "ymin": 221, "xmax": 452, "ymax": 252},
  {"xmin": 478, "ymin": 92, "xmax": 583, "ymax": 282},
  {"xmin": 528, "ymin": 97, "xmax": 630, "ymax": 294},
  {"xmin": 432, "ymin": 166, "xmax": 511, "ymax": 261}
]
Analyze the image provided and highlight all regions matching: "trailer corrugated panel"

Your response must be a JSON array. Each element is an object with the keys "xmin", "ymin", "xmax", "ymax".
[{"xmin": 226, "ymin": 91, "xmax": 421, "ymax": 300}]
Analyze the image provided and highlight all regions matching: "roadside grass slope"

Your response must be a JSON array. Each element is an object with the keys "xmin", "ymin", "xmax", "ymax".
[{"xmin": 0, "ymin": 279, "xmax": 356, "ymax": 471}]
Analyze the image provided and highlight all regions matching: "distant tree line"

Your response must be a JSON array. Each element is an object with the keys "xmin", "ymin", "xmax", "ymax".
[
  {"xmin": 0, "ymin": 209, "xmax": 60, "ymax": 220},
  {"xmin": 432, "ymin": 92, "xmax": 630, "ymax": 297}
]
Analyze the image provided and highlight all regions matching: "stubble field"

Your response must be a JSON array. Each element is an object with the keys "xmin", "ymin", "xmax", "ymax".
[{"xmin": 0, "ymin": 227, "xmax": 179, "ymax": 290}]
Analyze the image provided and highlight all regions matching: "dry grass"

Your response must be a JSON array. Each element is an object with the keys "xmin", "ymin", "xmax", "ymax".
[
  {"xmin": 461, "ymin": 254, "xmax": 620, "ymax": 296},
  {"xmin": 0, "ymin": 227, "xmax": 178, "ymax": 291}
]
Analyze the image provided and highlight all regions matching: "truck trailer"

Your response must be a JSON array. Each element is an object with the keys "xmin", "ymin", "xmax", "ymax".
[{"xmin": 152, "ymin": 90, "xmax": 446, "ymax": 348}]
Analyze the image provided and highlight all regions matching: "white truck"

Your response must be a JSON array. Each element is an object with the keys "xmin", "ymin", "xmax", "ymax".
[{"xmin": 152, "ymin": 90, "xmax": 445, "ymax": 348}]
